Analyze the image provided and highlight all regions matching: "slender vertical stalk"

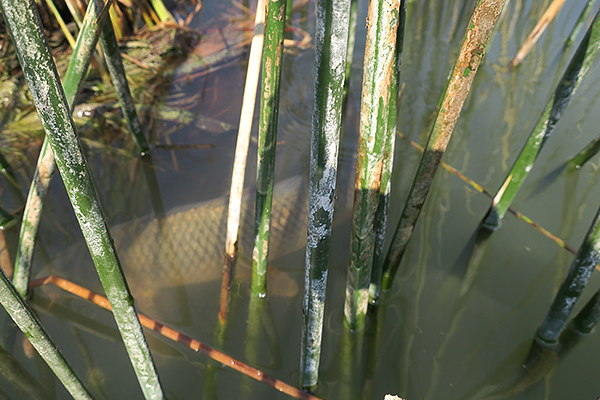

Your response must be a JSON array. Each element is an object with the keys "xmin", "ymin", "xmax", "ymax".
[
  {"xmin": 13, "ymin": 0, "xmax": 113, "ymax": 297},
  {"xmin": 381, "ymin": 0, "xmax": 506, "ymax": 291},
  {"xmin": 299, "ymin": 0, "xmax": 351, "ymax": 390},
  {"xmin": 99, "ymin": 17, "xmax": 150, "ymax": 155},
  {"xmin": 44, "ymin": 0, "xmax": 77, "ymax": 48},
  {"xmin": 219, "ymin": 0, "xmax": 265, "ymax": 325},
  {"xmin": 482, "ymin": 9, "xmax": 600, "ymax": 232},
  {"xmin": 369, "ymin": 0, "xmax": 406, "ymax": 304},
  {"xmin": 0, "ymin": 269, "xmax": 92, "ymax": 399},
  {"xmin": 344, "ymin": 0, "xmax": 401, "ymax": 331},
  {"xmin": 251, "ymin": 0, "xmax": 287, "ymax": 297},
  {"xmin": 536, "ymin": 203, "xmax": 600, "ymax": 346},
  {"xmin": 0, "ymin": 0, "xmax": 164, "ymax": 397},
  {"xmin": 343, "ymin": 0, "xmax": 357, "ymax": 101}
]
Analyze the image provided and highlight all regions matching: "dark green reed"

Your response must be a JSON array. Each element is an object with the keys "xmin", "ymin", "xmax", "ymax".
[
  {"xmin": 381, "ymin": 0, "xmax": 506, "ymax": 292},
  {"xmin": 13, "ymin": 0, "xmax": 113, "ymax": 297},
  {"xmin": 99, "ymin": 18, "xmax": 150, "ymax": 155},
  {"xmin": 536, "ymin": 203, "xmax": 600, "ymax": 346},
  {"xmin": 299, "ymin": 0, "xmax": 351, "ymax": 390},
  {"xmin": 0, "ymin": 0, "xmax": 164, "ymax": 397},
  {"xmin": 251, "ymin": 0, "xmax": 286, "ymax": 297},
  {"xmin": 482, "ymin": 8, "xmax": 600, "ymax": 232}
]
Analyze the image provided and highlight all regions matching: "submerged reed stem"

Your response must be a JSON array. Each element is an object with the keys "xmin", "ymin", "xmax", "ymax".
[
  {"xmin": 251, "ymin": 0, "xmax": 286, "ymax": 297},
  {"xmin": 0, "ymin": 0, "xmax": 164, "ymax": 396},
  {"xmin": 482, "ymin": 8, "xmax": 600, "ymax": 232},
  {"xmin": 381, "ymin": 0, "xmax": 506, "ymax": 292},
  {"xmin": 299, "ymin": 0, "xmax": 351, "ymax": 390},
  {"xmin": 537, "ymin": 202, "xmax": 600, "ymax": 345},
  {"xmin": 220, "ymin": 0, "xmax": 266, "ymax": 325},
  {"xmin": 99, "ymin": 16, "xmax": 150, "ymax": 155}
]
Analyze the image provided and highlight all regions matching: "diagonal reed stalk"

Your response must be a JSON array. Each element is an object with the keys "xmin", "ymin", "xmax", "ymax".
[
  {"xmin": 13, "ymin": 0, "xmax": 113, "ymax": 297},
  {"xmin": 251, "ymin": 0, "xmax": 287, "ymax": 297},
  {"xmin": 344, "ymin": 0, "xmax": 401, "ymax": 332},
  {"xmin": 536, "ymin": 202, "xmax": 600, "ymax": 346},
  {"xmin": 369, "ymin": 0, "xmax": 406, "ymax": 305},
  {"xmin": 565, "ymin": 0, "xmax": 596, "ymax": 49},
  {"xmin": 219, "ymin": 0, "xmax": 266, "ymax": 326},
  {"xmin": 568, "ymin": 131, "xmax": 600, "ymax": 170},
  {"xmin": 381, "ymin": 0, "xmax": 506, "ymax": 292},
  {"xmin": 0, "ymin": 269, "xmax": 93, "ymax": 398},
  {"xmin": 482, "ymin": 8, "xmax": 600, "ymax": 232},
  {"xmin": 99, "ymin": 14, "xmax": 151, "ymax": 155},
  {"xmin": 0, "ymin": 0, "xmax": 164, "ymax": 397},
  {"xmin": 299, "ymin": 0, "xmax": 351, "ymax": 390}
]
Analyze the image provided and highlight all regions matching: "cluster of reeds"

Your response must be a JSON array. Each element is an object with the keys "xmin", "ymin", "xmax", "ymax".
[{"xmin": 2, "ymin": 0, "xmax": 600, "ymax": 398}]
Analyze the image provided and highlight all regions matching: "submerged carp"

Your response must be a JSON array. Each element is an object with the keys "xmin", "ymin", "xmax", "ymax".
[{"xmin": 112, "ymin": 174, "xmax": 347, "ymax": 302}]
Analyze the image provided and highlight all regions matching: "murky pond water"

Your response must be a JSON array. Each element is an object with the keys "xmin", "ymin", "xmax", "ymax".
[{"xmin": 2, "ymin": 0, "xmax": 600, "ymax": 399}]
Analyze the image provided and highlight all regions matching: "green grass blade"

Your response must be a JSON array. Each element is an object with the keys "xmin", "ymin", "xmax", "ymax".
[
  {"xmin": 0, "ymin": 269, "xmax": 92, "ymax": 398},
  {"xmin": 251, "ymin": 0, "xmax": 287, "ymax": 297},
  {"xmin": 299, "ymin": 0, "xmax": 351, "ymax": 390},
  {"xmin": 99, "ymin": 17, "xmax": 151, "ymax": 155},
  {"xmin": 344, "ymin": 0, "xmax": 401, "ymax": 331},
  {"xmin": 13, "ymin": 0, "xmax": 114, "ymax": 297},
  {"xmin": 381, "ymin": 0, "xmax": 506, "ymax": 291},
  {"xmin": 482, "ymin": 8, "xmax": 600, "ymax": 231},
  {"xmin": 0, "ymin": 0, "xmax": 164, "ymax": 397}
]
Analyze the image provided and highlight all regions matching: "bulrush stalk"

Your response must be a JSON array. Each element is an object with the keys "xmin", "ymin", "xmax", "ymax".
[
  {"xmin": 251, "ymin": 0, "xmax": 286, "ymax": 297},
  {"xmin": 299, "ymin": 0, "xmax": 351, "ymax": 390},
  {"xmin": 0, "ymin": 0, "xmax": 164, "ymax": 397},
  {"xmin": 219, "ymin": 0, "xmax": 265, "ymax": 325},
  {"xmin": 13, "ymin": 0, "xmax": 113, "ymax": 297},
  {"xmin": 344, "ymin": 0, "xmax": 401, "ymax": 331},
  {"xmin": 381, "ymin": 0, "xmax": 506, "ymax": 292},
  {"xmin": 99, "ymin": 17, "xmax": 150, "ymax": 155},
  {"xmin": 536, "ymin": 203, "xmax": 600, "ymax": 346},
  {"xmin": 482, "ymin": 8, "xmax": 600, "ymax": 232},
  {"xmin": 369, "ymin": 0, "xmax": 406, "ymax": 305}
]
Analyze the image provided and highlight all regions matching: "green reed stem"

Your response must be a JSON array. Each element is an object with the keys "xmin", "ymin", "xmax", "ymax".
[
  {"xmin": 0, "ymin": 206, "xmax": 17, "ymax": 230},
  {"xmin": 536, "ymin": 202, "xmax": 600, "ymax": 345},
  {"xmin": 569, "ymin": 288, "xmax": 600, "ymax": 334},
  {"xmin": 13, "ymin": 0, "xmax": 113, "ymax": 298},
  {"xmin": 0, "ymin": 0, "xmax": 164, "ymax": 397},
  {"xmin": 299, "ymin": 0, "xmax": 351, "ymax": 390},
  {"xmin": 565, "ymin": 0, "xmax": 595, "ymax": 48},
  {"xmin": 0, "ymin": 268, "xmax": 92, "ymax": 398},
  {"xmin": 344, "ymin": 0, "xmax": 401, "ymax": 331},
  {"xmin": 369, "ymin": 0, "xmax": 406, "ymax": 305},
  {"xmin": 381, "ymin": 0, "xmax": 506, "ymax": 292},
  {"xmin": 568, "ymin": 132, "xmax": 600, "ymax": 170},
  {"xmin": 482, "ymin": 8, "xmax": 600, "ymax": 232},
  {"xmin": 251, "ymin": 0, "xmax": 286, "ymax": 298},
  {"xmin": 99, "ymin": 17, "xmax": 150, "ymax": 155}
]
